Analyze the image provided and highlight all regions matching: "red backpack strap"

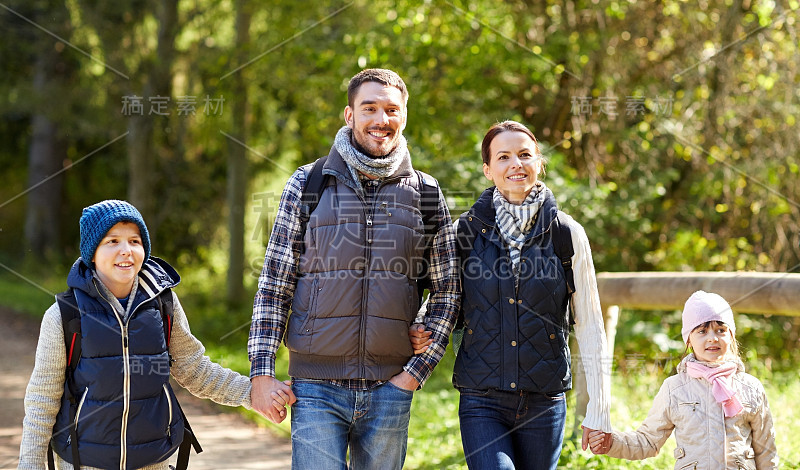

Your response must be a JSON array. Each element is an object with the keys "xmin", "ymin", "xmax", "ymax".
[{"xmin": 156, "ymin": 289, "xmax": 174, "ymax": 349}]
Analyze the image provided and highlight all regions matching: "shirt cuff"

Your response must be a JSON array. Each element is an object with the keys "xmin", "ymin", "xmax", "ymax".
[
  {"xmin": 403, "ymin": 357, "xmax": 433, "ymax": 389},
  {"xmin": 250, "ymin": 355, "xmax": 276, "ymax": 379}
]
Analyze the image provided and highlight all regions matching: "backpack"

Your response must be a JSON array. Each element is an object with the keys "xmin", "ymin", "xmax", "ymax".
[
  {"xmin": 49, "ymin": 288, "xmax": 202, "ymax": 470},
  {"xmin": 297, "ymin": 155, "xmax": 441, "ymax": 305},
  {"xmin": 451, "ymin": 210, "xmax": 576, "ymax": 354}
]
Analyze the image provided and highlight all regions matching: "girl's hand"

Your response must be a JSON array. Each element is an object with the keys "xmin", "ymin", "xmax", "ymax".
[{"xmin": 587, "ymin": 428, "xmax": 612, "ymax": 454}]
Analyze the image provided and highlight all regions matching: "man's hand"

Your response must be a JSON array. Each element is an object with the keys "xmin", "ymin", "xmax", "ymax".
[
  {"xmin": 251, "ymin": 375, "xmax": 296, "ymax": 424},
  {"xmin": 581, "ymin": 425, "xmax": 612, "ymax": 454},
  {"xmin": 408, "ymin": 323, "xmax": 432, "ymax": 354},
  {"xmin": 388, "ymin": 370, "xmax": 420, "ymax": 391}
]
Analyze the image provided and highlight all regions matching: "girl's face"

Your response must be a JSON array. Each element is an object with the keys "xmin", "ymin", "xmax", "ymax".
[
  {"xmin": 92, "ymin": 222, "xmax": 145, "ymax": 299},
  {"xmin": 483, "ymin": 131, "xmax": 543, "ymax": 205},
  {"xmin": 688, "ymin": 321, "xmax": 733, "ymax": 363}
]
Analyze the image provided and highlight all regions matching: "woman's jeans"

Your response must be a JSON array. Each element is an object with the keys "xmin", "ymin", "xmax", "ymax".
[
  {"xmin": 458, "ymin": 388, "xmax": 567, "ymax": 470},
  {"xmin": 290, "ymin": 379, "xmax": 414, "ymax": 470}
]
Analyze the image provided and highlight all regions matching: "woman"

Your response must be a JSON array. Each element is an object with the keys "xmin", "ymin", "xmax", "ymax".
[{"xmin": 413, "ymin": 121, "xmax": 612, "ymax": 469}]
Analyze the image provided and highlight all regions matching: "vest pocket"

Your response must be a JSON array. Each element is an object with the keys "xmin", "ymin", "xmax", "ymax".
[{"xmin": 542, "ymin": 318, "xmax": 564, "ymax": 360}]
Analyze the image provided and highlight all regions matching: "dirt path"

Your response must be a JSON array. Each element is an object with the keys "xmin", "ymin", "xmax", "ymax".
[{"xmin": 0, "ymin": 306, "xmax": 291, "ymax": 470}]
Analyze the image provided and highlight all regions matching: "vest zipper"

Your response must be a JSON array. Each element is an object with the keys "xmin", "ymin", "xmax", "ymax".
[
  {"xmin": 163, "ymin": 384, "xmax": 173, "ymax": 438},
  {"xmin": 73, "ymin": 387, "xmax": 89, "ymax": 431},
  {"xmin": 359, "ymin": 185, "xmax": 374, "ymax": 378},
  {"xmin": 93, "ymin": 280, "xmax": 131, "ymax": 470},
  {"xmin": 119, "ymin": 321, "xmax": 130, "ymax": 470}
]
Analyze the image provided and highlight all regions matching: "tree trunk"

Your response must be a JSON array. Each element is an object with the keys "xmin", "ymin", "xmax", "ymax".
[
  {"xmin": 127, "ymin": 0, "xmax": 179, "ymax": 235},
  {"xmin": 226, "ymin": 0, "xmax": 252, "ymax": 306},
  {"xmin": 23, "ymin": 9, "xmax": 70, "ymax": 261},
  {"xmin": 24, "ymin": 112, "xmax": 64, "ymax": 259}
]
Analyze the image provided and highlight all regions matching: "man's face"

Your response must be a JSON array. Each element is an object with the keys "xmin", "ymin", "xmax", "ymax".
[{"xmin": 343, "ymin": 81, "xmax": 407, "ymax": 157}]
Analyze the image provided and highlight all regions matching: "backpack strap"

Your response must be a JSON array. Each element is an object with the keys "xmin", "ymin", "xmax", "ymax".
[
  {"xmin": 54, "ymin": 289, "xmax": 83, "ymax": 470},
  {"xmin": 156, "ymin": 289, "xmax": 174, "ymax": 350},
  {"xmin": 297, "ymin": 156, "xmax": 329, "ymax": 255},
  {"xmin": 415, "ymin": 170, "xmax": 441, "ymax": 301},
  {"xmin": 155, "ymin": 287, "xmax": 203, "ymax": 470},
  {"xmin": 551, "ymin": 212, "xmax": 576, "ymax": 327},
  {"xmin": 172, "ymin": 398, "xmax": 203, "ymax": 470}
]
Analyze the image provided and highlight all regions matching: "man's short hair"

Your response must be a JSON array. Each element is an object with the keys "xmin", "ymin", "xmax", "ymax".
[{"xmin": 347, "ymin": 68, "xmax": 408, "ymax": 108}]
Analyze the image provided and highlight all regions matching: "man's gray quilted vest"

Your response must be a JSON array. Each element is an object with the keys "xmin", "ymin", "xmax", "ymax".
[{"xmin": 285, "ymin": 153, "xmax": 428, "ymax": 381}]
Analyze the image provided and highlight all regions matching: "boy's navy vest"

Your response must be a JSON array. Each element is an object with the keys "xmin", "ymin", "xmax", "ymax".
[{"xmin": 52, "ymin": 259, "xmax": 183, "ymax": 470}]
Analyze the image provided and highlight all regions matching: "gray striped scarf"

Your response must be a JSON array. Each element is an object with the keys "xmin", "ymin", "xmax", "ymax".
[{"xmin": 493, "ymin": 183, "xmax": 546, "ymax": 277}]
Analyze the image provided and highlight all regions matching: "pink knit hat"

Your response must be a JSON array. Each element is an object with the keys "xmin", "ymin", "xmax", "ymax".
[{"xmin": 681, "ymin": 291, "xmax": 736, "ymax": 344}]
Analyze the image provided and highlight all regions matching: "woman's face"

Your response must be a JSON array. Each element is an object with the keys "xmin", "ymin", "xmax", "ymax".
[{"xmin": 483, "ymin": 131, "xmax": 543, "ymax": 205}]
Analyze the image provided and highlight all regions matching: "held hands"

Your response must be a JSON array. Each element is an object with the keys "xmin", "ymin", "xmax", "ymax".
[
  {"xmin": 408, "ymin": 323, "xmax": 432, "ymax": 354},
  {"xmin": 251, "ymin": 375, "xmax": 296, "ymax": 424},
  {"xmin": 581, "ymin": 425, "xmax": 613, "ymax": 455}
]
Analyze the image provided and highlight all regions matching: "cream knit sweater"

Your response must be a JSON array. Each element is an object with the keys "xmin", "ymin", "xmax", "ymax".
[
  {"xmin": 18, "ymin": 292, "xmax": 252, "ymax": 470},
  {"xmin": 562, "ymin": 213, "xmax": 612, "ymax": 433}
]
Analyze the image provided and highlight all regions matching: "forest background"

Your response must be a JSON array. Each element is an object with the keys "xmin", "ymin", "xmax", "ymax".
[{"xmin": 1, "ymin": 0, "xmax": 799, "ymax": 468}]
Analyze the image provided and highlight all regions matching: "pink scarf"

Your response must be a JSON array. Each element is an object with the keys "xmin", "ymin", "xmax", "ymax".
[{"xmin": 685, "ymin": 361, "xmax": 743, "ymax": 417}]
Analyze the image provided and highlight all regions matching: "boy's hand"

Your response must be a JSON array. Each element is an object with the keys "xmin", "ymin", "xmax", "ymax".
[
  {"xmin": 582, "ymin": 425, "xmax": 612, "ymax": 454},
  {"xmin": 409, "ymin": 323, "xmax": 432, "ymax": 354},
  {"xmin": 252, "ymin": 375, "xmax": 296, "ymax": 423}
]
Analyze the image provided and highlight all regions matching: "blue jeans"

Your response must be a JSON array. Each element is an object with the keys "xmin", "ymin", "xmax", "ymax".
[
  {"xmin": 290, "ymin": 379, "xmax": 414, "ymax": 470},
  {"xmin": 458, "ymin": 388, "xmax": 567, "ymax": 470}
]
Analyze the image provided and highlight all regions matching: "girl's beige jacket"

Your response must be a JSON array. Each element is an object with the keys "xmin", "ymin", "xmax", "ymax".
[{"xmin": 607, "ymin": 354, "xmax": 778, "ymax": 470}]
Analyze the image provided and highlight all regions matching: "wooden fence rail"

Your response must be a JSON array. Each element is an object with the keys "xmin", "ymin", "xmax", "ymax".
[{"xmin": 570, "ymin": 271, "xmax": 800, "ymax": 438}]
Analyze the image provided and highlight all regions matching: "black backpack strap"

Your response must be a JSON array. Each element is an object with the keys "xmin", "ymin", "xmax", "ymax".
[
  {"xmin": 173, "ymin": 397, "xmax": 203, "ymax": 470},
  {"xmin": 55, "ymin": 289, "xmax": 83, "ymax": 470},
  {"xmin": 455, "ymin": 213, "xmax": 478, "ymax": 268},
  {"xmin": 297, "ymin": 156, "xmax": 329, "ymax": 255},
  {"xmin": 415, "ymin": 170, "xmax": 441, "ymax": 306},
  {"xmin": 551, "ymin": 212, "xmax": 576, "ymax": 326},
  {"xmin": 47, "ymin": 444, "xmax": 55, "ymax": 469},
  {"xmin": 156, "ymin": 293, "xmax": 201, "ymax": 470},
  {"xmin": 156, "ymin": 289, "xmax": 174, "ymax": 350}
]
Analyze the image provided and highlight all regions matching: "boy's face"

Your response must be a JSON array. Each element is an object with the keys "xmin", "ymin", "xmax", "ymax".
[
  {"xmin": 92, "ymin": 222, "xmax": 145, "ymax": 298},
  {"xmin": 688, "ymin": 321, "xmax": 732, "ymax": 363}
]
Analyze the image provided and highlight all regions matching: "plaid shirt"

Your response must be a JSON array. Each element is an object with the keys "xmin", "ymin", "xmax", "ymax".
[{"xmin": 248, "ymin": 164, "xmax": 460, "ymax": 390}]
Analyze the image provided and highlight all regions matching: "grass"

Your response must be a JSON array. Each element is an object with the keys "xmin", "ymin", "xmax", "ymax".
[
  {"xmin": 0, "ymin": 269, "xmax": 66, "ymax": 317},
  {"xmin": 3, "ymin": 271, "xmax": 797, "ymax": 469}
]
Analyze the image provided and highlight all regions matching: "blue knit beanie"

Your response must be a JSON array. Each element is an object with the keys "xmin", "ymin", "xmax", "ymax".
[{"xmin": 79, "ymin": 200, "xmax": 151, "ymax": 265}]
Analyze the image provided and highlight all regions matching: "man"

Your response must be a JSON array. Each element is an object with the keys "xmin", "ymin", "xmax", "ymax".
[{"xmin": 248, "ymin": 68, "xmax": 460, "ymax": 469}]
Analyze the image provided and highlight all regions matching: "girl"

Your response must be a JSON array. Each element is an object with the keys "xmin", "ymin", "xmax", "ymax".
[
  {"xmin": 588, "ymin": 290, "xmax": 778, "ymax": 469},
  {"xmin": 19, "ymin": 200, "xmax": 252, "ymax": 470}
]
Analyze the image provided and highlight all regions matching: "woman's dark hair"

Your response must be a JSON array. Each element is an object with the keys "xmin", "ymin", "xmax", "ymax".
[{"xmin": 481, "ymin": 120, "xmax": 541, "ymax": 165}]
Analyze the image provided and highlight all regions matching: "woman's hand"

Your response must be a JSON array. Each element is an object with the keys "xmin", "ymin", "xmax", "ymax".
[
  {"xmin": 583, "ymin": 425, "xmax": 613, "ymax": 454},
  {"xmin": 408, "ymin": 323, "xmax": 432, "ymax": 354}
]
